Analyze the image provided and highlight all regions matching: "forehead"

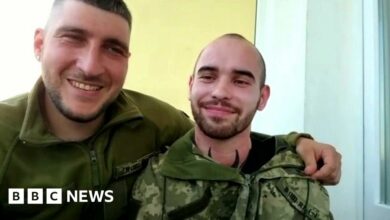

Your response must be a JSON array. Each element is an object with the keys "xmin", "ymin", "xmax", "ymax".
[
  {"xmin": 47, "ymin": 0, "xmax": 130, "ymax": 44},
  {"xmin": 196, "ymin": 38, "xmax": 262, "ymax": 76}
]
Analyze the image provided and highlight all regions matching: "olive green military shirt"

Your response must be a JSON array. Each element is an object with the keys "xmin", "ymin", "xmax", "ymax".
[{"xmin": 0, "ymin": 78, "xmax": 193, "ymax": 220}]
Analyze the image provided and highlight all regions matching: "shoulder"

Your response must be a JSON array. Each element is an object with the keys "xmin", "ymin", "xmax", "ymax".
[
  {"xmin": 121, "ymin": 89, "xmax": 192, "ymax": 127},
  {"xmin": 259, "ymin": 176, "xmax": 331, "ymax": 219},
  {"xmin": 259, "ymin": 148, "xmax": 332, "ymax": 219},
  {"xmin": 280, "ymin": 177, "xmax": 332, "ymax": 219},
  {"xmin": 120, "ymin": 90, "xmax": 193, "ymax": 146},
  {"xmin": 121, "ymin": 89, "xmax": 188, "ymax": 118},
  {"xmin": 0, "ymin": 93, "xmax": 28, "ymax": 122},
  {"xmin": 0, "ymin": 93, "xmax": 28, "ymax": 138},
  {"xmin": 0, "ymin": 94, "xmax": 29, "ymax": 164}
]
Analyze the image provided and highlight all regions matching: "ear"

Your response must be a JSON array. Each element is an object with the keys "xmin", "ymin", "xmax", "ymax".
[
  {"xmin": 188, "ymin": 75, "xmax": 194, "ymax": 100},
  {"xmin": 34, "ymin": 28, "xmax": 44, "ymax": 60},
  {"xmin": 257, "ymin": 85, "xmax": 270, "ymax": 111}
]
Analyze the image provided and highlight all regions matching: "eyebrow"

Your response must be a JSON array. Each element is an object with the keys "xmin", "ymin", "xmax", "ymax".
[
  {"xmin": 197, "ymin": 66, "xmax": 217, "ymax": 73},
  {"xmin": 197, "ymin": 65, "xmax": 255, "ymax": 80},
  {"xmin": 55, "ymin": 26, "xmax": 130, "ymax": 54},
  {"xmin": 232, "ymin": 69, "xmax": 255, "ymax": 81}
]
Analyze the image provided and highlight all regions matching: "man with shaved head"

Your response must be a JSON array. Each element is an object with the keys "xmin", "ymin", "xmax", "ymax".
[{"xmin": 132, "ymin": 34, "xmax": 333, "ymax": 219}]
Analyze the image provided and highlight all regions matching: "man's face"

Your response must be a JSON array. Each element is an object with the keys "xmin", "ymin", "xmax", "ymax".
[
  {"xmin": 34, "ymin": 0, "xmax": 130, "ymax": 122},
  {"xmin": 190, "ymin": 37, "xmax": 269, "ymax": 139}
]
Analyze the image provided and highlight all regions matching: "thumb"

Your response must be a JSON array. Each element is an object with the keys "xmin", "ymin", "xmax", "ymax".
[{"xmin": 304, "ymin": 162, "xmax": 317, "ymax": 175}]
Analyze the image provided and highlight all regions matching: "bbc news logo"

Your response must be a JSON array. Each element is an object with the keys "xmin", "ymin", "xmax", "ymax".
[{"xmin": 8, "ymin": 188, "xmax": 114, "ymax": 204}]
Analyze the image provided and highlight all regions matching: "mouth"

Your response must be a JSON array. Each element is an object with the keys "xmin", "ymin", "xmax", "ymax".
[
  {"xmin": 204, "ymin": 105, "xmax": 236, "ymax": 113},
  {"xmin": 69, "ymin": 80, "xmax": 102, "ymax": 91}
]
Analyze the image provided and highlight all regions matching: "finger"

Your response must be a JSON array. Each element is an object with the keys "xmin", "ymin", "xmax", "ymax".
[
  {"xmin": 311, "ymin": 165, "xmax": 333, "ymax": 182},
  {"xmin": 326, "ymin": 151, "xmax": 342, "ymax": 184},
  {"xmin": 312, "ymin": 150, "xmax": 342, "ymax": 184},
  {"xmin": 296, "ymin": 139, "xmax": 318, "ymax": 175},
  {"xmin": 304, "ymin": 164, "xmax": 317, "ymax": 176},
  {"xmin": 312, "ymin": 168, "xmax": 340, "ymax": 185}
]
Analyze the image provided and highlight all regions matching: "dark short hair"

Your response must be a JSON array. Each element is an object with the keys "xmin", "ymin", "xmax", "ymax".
[{"xmin": 52, "ymin": 0, "xmax": 132, "ymax": 30}]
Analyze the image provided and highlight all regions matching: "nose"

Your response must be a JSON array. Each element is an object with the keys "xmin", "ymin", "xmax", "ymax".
[
  {"xmin": 211, "ymin": 78, "xmax": 232, "ymax": 100},
  {"xmin": 77, "ymin": 45, "xmax": 104, "ymax": 77}
]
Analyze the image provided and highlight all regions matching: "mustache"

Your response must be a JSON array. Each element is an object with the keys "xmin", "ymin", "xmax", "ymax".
[
  {"xmin": 69, "ymin": 69, "xmax": 103, "ymax": 83},
  {"xmin": 199, "ymin": 99, "xmax": 240, "ymax": 113}
]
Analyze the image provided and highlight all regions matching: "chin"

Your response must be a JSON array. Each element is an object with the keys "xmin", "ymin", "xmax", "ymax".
[
  {"xmin": 67, "ymin": 112, "xmax": 102, "ymax": 123},
  {"xmin": 62, "ymin": 105, "xmax": 103, "ymax": 123}
]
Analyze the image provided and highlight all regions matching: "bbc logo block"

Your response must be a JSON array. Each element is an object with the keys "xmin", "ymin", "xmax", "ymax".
[
  {"xmin": 9, "ymin": 188, "xmax": 61, "ymax": 205},
  {"xmin": 8, "ymin": 188, "xmax": 24, "ymax": 204},
  {"xmin": 46, "ymin": 188, "xmax": 62, "ymax": 204},
  {"xmin": 27, "ymin": 188, "xmax": 43, "ymax": 204}
]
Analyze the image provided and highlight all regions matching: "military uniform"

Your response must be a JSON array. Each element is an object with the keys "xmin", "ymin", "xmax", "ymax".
[
  {"xmin": 0, "ymin": 79, "xmax": 193, "ymax": 220},
  {"xmin": 133, "ymin": 129, "xmax": 333, "ymax": 220}
]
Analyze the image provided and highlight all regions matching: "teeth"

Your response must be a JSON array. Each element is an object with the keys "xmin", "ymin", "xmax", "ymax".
[{"xmin": 71, "ymin": 81, "xmax": 100, "ymax": 91}]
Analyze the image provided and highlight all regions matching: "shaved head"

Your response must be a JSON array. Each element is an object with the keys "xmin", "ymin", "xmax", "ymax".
[{"xmin": 193, "ymin": 33, "xmax": 266, "ymax": 87}]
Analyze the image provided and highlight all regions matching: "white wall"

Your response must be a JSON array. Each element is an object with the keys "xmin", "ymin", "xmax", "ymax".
[
  {"xmin": 255, "ymin": 0, "xmax": 364, "ymax": 219},
  {"xmin": 253, "ymin": 0, "xmax": 307, "ymax": 135},
  {"xmin": 305, "ymin": 1, "xmax": 364, "ymax": 219},
  {"xmin": 0, "ymin": 1, "xmax": 52, "ymax": 100}
]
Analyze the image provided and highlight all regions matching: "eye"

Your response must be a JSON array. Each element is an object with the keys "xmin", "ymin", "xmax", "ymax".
[
  {"xmin": 198, "ymin": 74, "xmax": 215, "ymax": 82},
  {"xmin": 200, "ymin": 75, "xmax": 213, "ymax": 80},
  {"xmin": 104, "ymin": 44, "xmax": 129, "ymax": 58},
  {"xmin": 61, "ymin": 34, "xmax": 84, "ymax": 44},
  {"xmin": 234, "ymin": 79, "xmax": 251, "ymax": 87}
]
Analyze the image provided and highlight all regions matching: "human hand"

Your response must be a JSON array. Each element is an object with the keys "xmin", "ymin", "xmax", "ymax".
[{"xmin": 296, "ymin": 138, "xmax": 342, "ymax": 185}]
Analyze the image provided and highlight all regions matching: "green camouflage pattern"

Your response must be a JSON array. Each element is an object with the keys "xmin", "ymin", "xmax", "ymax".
[{"xmin": 132, "ymin": 130, "xmax": 332, "ymax": 220}]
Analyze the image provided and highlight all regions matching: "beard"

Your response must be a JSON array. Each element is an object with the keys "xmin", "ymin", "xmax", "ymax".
[
  {"xmin": 191, "ymin": 99, "xmax": 258, "ymax": 140},
  {"xmin": 41, "ymin": 68, "xmax": 117, "ymax": 123},
  {"xmin": 46, "ymin": 85, "xmax": 109, "ymax": 123}
]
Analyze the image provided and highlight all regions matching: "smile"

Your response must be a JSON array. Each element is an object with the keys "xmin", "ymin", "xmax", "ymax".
[
  {"xmin": 204, "ymin": 105, "xmax": 236, "ymax": 113},
  {"xmin": 69, "ymin": 80, "xmax": 102, "ymax": 91}
]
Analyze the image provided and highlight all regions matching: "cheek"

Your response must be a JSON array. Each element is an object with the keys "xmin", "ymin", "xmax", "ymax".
[
  {"xmin": 109, "ymin": 63, "xmax": 128, "ymax": 86},
  {"xmin": 238, "ymin": 91, "xmax": 261, "ymax": 107},
  {"xmin": 189, "ymin": 89, "xmax": 199, "ymax": 102},
  {"xmin": 102, "ymin": 58, "xmax": 128, "ymax": 79},
  {"xmin": 190, "ymin": 85, "xmax": 209, "ymax": 101},
  {"xmin": 42, "ymin": 45, "xmax": 75, "ymax": 73}
]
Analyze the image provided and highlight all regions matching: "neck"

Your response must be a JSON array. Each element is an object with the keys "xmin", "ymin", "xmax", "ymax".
[
  {"xmin": 41, "ymin": 92, "xmax": 103, "ymax": 141},
  {"xmin": 194, "ymin": 126, "xmax": 252, "ymax": 167}
]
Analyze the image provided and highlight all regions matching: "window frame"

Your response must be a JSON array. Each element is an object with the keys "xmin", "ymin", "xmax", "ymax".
[{"xmin": 363, "ymin": 0, "xmax": 390, "ymax": 218}]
